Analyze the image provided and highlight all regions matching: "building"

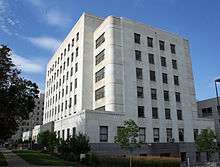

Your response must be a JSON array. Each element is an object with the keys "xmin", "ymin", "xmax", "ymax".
[
  {"xmin": 11, "ymin": 93, "xmax": 44, "ymax": 141},
  {"xmin": 197, "ymin": 97, "xmax": 220, "ymax": 143},
  {"xmin": 43, "ymin": 13, "xmax": 214, "ymax": 163}
]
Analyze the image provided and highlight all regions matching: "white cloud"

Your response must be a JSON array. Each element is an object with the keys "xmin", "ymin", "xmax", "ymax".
[
  {"xmin": 26, "ymin": 36, "xmax": 61, "ymax": 51},
  {"xmin": 12, "ymin": 54, "xmax": 43, "ymax": 74}
]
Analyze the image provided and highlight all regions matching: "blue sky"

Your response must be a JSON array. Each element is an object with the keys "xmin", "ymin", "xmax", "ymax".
[{"xmin": 0, "ymin": 0, "xmax": 219, "ymax": 100}]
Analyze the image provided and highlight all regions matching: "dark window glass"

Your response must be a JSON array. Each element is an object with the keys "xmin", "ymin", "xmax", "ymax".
[
  {"xmin": 95, "ymin": 67, "xmax": 105, "ymax": 82},
  {"xmin": 135, "ymin": 50, "xmax": 142, "ymax": 61},
  {"xmin": 75, "ymin": 78, "xmax": 77, "ymax": 89},
  {"xmin": 172, "ymin": 59, "xmax": 178, "ymax": 69},
  {"xmin": 159, "ymin": 40, "xmax": 165, "ymax": 50},
  {"xmin": 164, "ymin": 90, "xmax": 169, "ymax": 101},
  {"xmin": 150, "ymin": 70, "xmax": 156, "ymax": 81},
  {"xmin": 165, "ymin": 108, "xmax": 171, "ymax": 119},
  {"xmin": 179, "ymin": 128, "xmax": 184, "ymax": 142},
  {"xmin": 76, "ymin": 47, "xmax": 79, "ymax": 57},
  {"xmin": 166, "ymin": 128, "xmax": 172, "ymax": 142},
  {"xmin": 174, "ymin": 75, "xmax": 179, "ymax": 85},
  {"xmin": 138, "ymin": 106, "xmax": 145, "ymax": 118},
  {"xmin": 152, "ymin": 107, "xmax": 158, "ymax": 119},
  {"xmin": 193, "ymin": 129, "xmax": 199, "ymax": 141},
  {"xmin": 151, "ymin": 88, "xmax": 157, "ymax": 100},
  {"xmin": 148, "ymin": 53, "xmax": 154, "ymax": 64},
  {"xmin": 134, "ymin": 33, "xmax": 141, "ymax": 44},
  {"xmin": 136, "ymin": 68, "xmax": 143, "ymax": 80},
  {"xmin": 75, "ymin": 63, "xmax": 78, "ymax": 72},
  {"xmin": 147, "ymin": 37, "xmax": 153, "ymax": 47},
  {"xmin": 100, "ymin": 126, "xmax": 108, "ymax": 142},
  {"xmin": 74, "ymin": 95, "xmax": 77, "ymax": 105},
  {"xmin": 137, "ymin": 86, "xmax": 144, "ymax": 98},
  {"xmin": 153, "ymin": 128, "xmax": 159, "ymax": 142},
  {"xmin": 96, "ymin": 33, "xmax": 105, "ymax": 48},
  {"xmin": 162, "ymin": 73, "xmax": 168, "ymax": 84},
  {"xmin": 175, "ymin": 92, "xmax": 181, "ymax": 102},
  {"xmin": 170, "ymin": 44, "xmax": 176, "ymax": 54},
  {"xmin": 95, "ymin": 50, "xmax": 105, "ymax": 65},
  {"xmin": 161, "ymin": 56, "xmax": 166, "ymax": 67},
  {"xmin": 95, "ymin": 86, "xmax": 105, "ymax": 100},
  {"xmin": 202, "ymin": 107, "xmax": 212, "ymax": 117},
  {"xmin": 177, "ymin": 110, "xmax": 183, "ymax": 120},
  {"xmin": 139, "ymin": 127, "xmax": 146, "ymax": 143},
  {"xmin": 76, "ymin": 32, "xmax": 79, "ymax": 41}
]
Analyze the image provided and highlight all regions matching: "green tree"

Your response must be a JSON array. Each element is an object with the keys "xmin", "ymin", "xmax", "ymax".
[
  {"xmin": 114, "ymin": 119, "xmax": 140, "ymax": 167},
  {"xmin": 0, "ymin": 45, "xmax": 39, "ymax": 140},
  {"xmin": 195, "ymin": 128, "xmax": 218, "ymax": 161}
]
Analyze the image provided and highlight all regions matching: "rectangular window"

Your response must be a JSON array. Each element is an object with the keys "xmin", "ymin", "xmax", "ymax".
[
  {"xmin": 76, "ymin": 32, "xmax": 79, "ymax": 41},
  {"xmin": 147, "ymin": 37, "xmax": 153, "ymax": 47},
  {"xmin": 159, "ymin": 40, "xmax": 165, "ymax": 50},
  {"xmin": 202, "ymin": 107, "xmax": 212, "ymax": 117},
  {"xmin": 151, "ymin": 88, "xmax": 157, "ymax": 100},
  {"xmin": 152, "ymin": 107, "xmax": 158, "ymax": 119},
  {"xmin": 69, "ymin": 98, "xmax": 72, "ymax": 108},
  {"xmin": 95, "ymin": 86, "xmax": 105, "ymax": 100},
  {"xmin": 139, "ymin": 127, "xmax": 146, "ymax": 143},
  {"xmin": 71, "ymin": 67, "xmax": 73, "ymax": 76},
  {"xmin": 134, "ymin": 33, "xmax": 140, "ymax": 44},
  {"xmin": 150, "ymin": 70, "xmax": 156, "ymax": 81},
  {"xmin": 96, "ymin": 33, "xmax": 105, "ymax": 48},
  {"xmin": 72, "ymin": 127, "xmax": 76, "ymax": 137},
  {"xmin": 70, "ymin": 82, "xmax": 72, "ymax": 92},
  {"xmin": 136, "ymin": 68, "xmax": 143, "ymax": 80},
  {"xmin": 175, "ymin": 92, "xmax": 181, "ymax": 102},
  {"xmin": 193, "ymin": 129, "xmax": 199, "ymax": 141},
  {"xmin": 166, "ymin": 128, "xmax": 172, "ymax": 142},
  {"xmin": 174, "ymin": 75, "xmax": 179, "ymax": 85},
  {"xmin": 66, "ymin": 86, "xmax": 68, "ymax": 94},
  {"xmin": 74, "ymin": 95, "xmax": 77, "ymax": 105},
  {"xmin": 137, "ymin": 86, "xmax": 144, "ymax": 98},
  {"xmin": 138, "ymin": 106, "xmax": 145, "ymax": 118},
  {"xmin": 71, "ymin": 53, "xmax": 74, "ymax": 62},
  {"xmin": 170, "ymin": 44, "xmax": 176, "ymax": 54},
  {"xmin": 66, "ymin": 72, "xmax": 69, "ymax": 81},
  {"xmin": 162, "ymin": 73, "xmax": 168, "ymax": 84},
  {"xmin": 67, "ymin": 57, "xmax": 69, "ymax": 66},
  {"xmin": 100, "ymin": 126, "xmax": 108, "ymax": 142},
  {"xmin": 153, "ymin": 128, "xmax": 159, "ymax": 142},
  {"xmin": 75, "ymin": 63, "xmax": 78, "ymax": 72},
  {"xmin": 62, "ymin": 130, "xmax": 65, "ymax": 139},
  {"xmin": 75, "ymin": 78, "xmax": 77, "ymax": 89},
  {"xmin": 165, "ymin": 108, "xmax": 171, "ymax": 119},
  {"xmin": 71, "ymin": 38, "xmax": 74, "ymax": 47},
  {"xmin": 95, "ymin": 50, "xmax": 105, "ymax": 65},
  {"xmin": 68, "ymin": 44, "xmax": 70, "ymax": 51},
  {"xmin": 95, "ymin": 67, "xmax": 105, "ymax": 82},
  {"xmin": 164, "ymin": 90, "xmax": 169, "ymax": 101},
  {"xmin": 135, "ymin": 50, "xmax": 142, "ymax": 61},
  {"xmin": 57, "ymin": 131, "xmax": 60, "ymax": 138},
  {"xmin": 172, "ymin": 59, "xmax": 177, "ymax": 69},
  {"xmin": 179, "ymin": 128, "xmax": 184, "ymax": 142},
  {"xmin": 76, "ymin": 47, "xmax": 79, "ymax": 57},
  {"xmin": 177, "ymin": 110, "xmax": 183, "ymax": 120},
  {"xmin": 65, "ymin": 100, "xmax": 67, "ymax": 109},
  {"xmin": 161, "ymin": 56, "xmax": 166, "ymax": 67},
  {"xmin": 67, "ymin": 128, "xmax": 70, "ymax": 138},
  {"xmin": 148, "ymin": 53, "xmax": 154, "ymax": 64}
]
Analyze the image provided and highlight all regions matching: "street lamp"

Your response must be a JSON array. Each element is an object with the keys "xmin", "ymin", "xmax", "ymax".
[{"xmin": 214, "ymin": 79, "xmax": 220, "ymax": 113}]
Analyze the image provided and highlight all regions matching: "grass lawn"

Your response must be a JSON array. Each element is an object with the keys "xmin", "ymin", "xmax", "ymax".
[
  {"xmin": 0, "ymin": 152, "xmax": 7, "ymax": 166},
  {"xmin": 13, "ymin": 150, "xmax": 75, "ymax": 166}
]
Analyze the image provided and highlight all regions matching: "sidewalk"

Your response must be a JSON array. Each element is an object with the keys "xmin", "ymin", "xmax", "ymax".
[{"xmin": 0, "ymin": 148, "xmax": 31, "ymax": 167}]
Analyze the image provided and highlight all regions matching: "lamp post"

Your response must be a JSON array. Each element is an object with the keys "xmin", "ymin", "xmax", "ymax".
[{"xmin": 214, "ymin": 79, "xmax": 220, "ymax": 113}]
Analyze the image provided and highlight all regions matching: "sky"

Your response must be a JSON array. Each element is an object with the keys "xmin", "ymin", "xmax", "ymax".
[{"xmin": 0, "ymin": 0, "xmax": 220, "ymax": 101}]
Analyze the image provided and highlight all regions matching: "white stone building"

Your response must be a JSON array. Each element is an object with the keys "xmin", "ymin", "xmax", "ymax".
[{"xmin": 44, "ymin": 13, "xmax": 214, "ymax": 161}]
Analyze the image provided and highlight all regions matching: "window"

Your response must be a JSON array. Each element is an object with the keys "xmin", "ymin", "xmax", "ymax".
[
  {"xmin": 165, "ymin": 108, "xmax": 171, "ymax": 119},
  {"xmin": 68, "ymin": 44, "xmax": 70, "ymax": 51},
  {"xmin": 162, "ymin": 73, "xmax": 168, "ymax": 84},
  {"xmin": 152, "ymin": 107, "xmax": 158, "ymax": 119},
  {"xmin": 96, "ymin": 33, "xmax": 105, "ymax": 48},
  {"xmin": 57, "ymin": 131, "xmax": 60, "ymax": 138},
  {"xmin": 164, "ymin": 90, "xmax": 169, "ymax": 101},
  {"xmin": 148, "ymin": 53, "xmax": 154, "ymax": 64},
  {"xmin": 134, "ymin": 33, "xmax": 140, "ymax": 44},
  {"xmin": 100, "ymin": 126, "xmax": 108, "ymax": 142},
  {"xmin": 202, "ymin": 107, "xmax": 212, "ymax": 117},
  {"xmin": 153, "ymin": 128, "xmax": 159, "ymax": 142},
  {"xmin": 161, "ymin": 57, "xmax": 166, "ymax": 67},
  {"xmin": 72, "ymin": 127, "xmax": 76, "ymax": 137},
  {"xmin": 174, "ymin": 75, "xmax": 179, "ymax": 85},
  {"xmin": 170, "ymin": 44, "xmax": 176, "ymax": 54},
  {"xmin": 75, "ymin": 63, "xmax": 78, "ymax": 72},
  {"xmin": 67, "ymin": 128, "xmax": 70, "ymax": 138},
  {"xmin": 65, "ymin": 100, "xmax": 67, "ymax": 109},
  {"xmin": 70, "ymin": 82, "xmax": 73, "ymax": 92},
  {"xmin": 71, "ymin": 38, "xmax": 74, "ymax": 47},
  {"xmin": 71, "ymin": 67, "xmax": 73, "ymax": 76},
  {"xmin": 151, "ymin": 88, "xmax": 157, "ymax": 100},
  {"xmin": 95, "ymin": 86, "xmax": 105, "ymax": 100},
  {"xmin": 62, "ymin": 130, "xmax": 65, "ymax": 139},
  {"xmin": 74, "ymin": 95, "xmax": 77, "ymax": 105},
  {"xmin": 76, "ymin": 47, "xmax": 79, "ymax": 57},
  {"xmin": 137, "ymin": 86, "xmax": 144, "ymax": 98},
  {"xmin": 193, "ymin": 129, "xmax": 199, "ymax": 141},
  {"xmin": 150, "ymin": 70, "xmax": 156, "ymax": 81},
  {"xmin": 139, "ymin": 127, "xmax": 146, "ymax": 143},
  {"xmin": 136, "ymin": 68, "xmax": 143, "ymax": 80},
  {"xmin": 138, "ymin": 106, "xmax": 145, "ymax": 118},
  {"xmin": 76, "ymin": 32, "xmax": 79, "ymax": 41},
  {"xmin": 95, "ymin": 67, "xmax": 105, "ymax": 82},
  {"xmin": 159, "ymin": 40, "xmax": 165, "ymax": 50},
  {"xmin": 71, "ymin": 53, "xmax": 74, "ymax": 62},
  {"xmin": 74, "ymin": 78, "xmax": 77, "ymax": 89},
  {"xmin": 96, "ymin": 50, "xmax": 105, "ymax": 65},
  {"xmin": 66, "ymin": 86, "xmax": 68, "ymax": 94},
  {"xmin": 147, "ymin": 37, "xmax": 153, "ymax": 47},
  {"xmin": 179, "ymin": 128, "xmax": 184, "ymax": 142},
  {"xmin": 67, "ymin": 57, "xmax": 70, "ymax": 66},
  {"xmin": 135, "ymin": 50, "xmax": 142, "ymax": 61},
  {"xmin": 175, "ymin": 92, "xmax": 181, "ymax": 102},
  {"xmin": 172, "ymin": 60, "xmax": 177, "ymax": 69},
  {"xmin": 66, "ymin": 71, "xmax": 69, "ymax": 80},
  {"xmin": 166, "ymin": 128, "xmax": 172, "ymax": 142},
  {"xmin": 69, "ymin": 98, "xmax": 72, "ymax": 108},
  {"xmin": 177, "ymin": 110, "xmax": 183, "ymax": 120}
]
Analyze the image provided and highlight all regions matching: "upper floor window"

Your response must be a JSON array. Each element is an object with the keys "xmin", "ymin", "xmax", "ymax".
[
  {"xmin": 177, "ymin": 110, "xmax": 183, "ymax": 120},
  {"xmin": 202, "ymin": 107, "xmax": 212, "ymax": 117},
  {"xmin": 138, "ymin": 106, "xmax": 145, "ymax": 118},
  {"xmin": 71, "ymin": 38, "xmax": 74, "ymax": 47},
  {"xmin": 172, "ymin": 59, "xmax": 178, "ymax": 69},
  {"xmin": 174, "ymin": 75, "xmax": 179, "ymax": 85},
  {"xmin": 76, "ymin": 32, "xmax": 79, "ymax": 41},
  {"xmin": 179, "ymin": 128, "xmax": 184, "ymax": 142},
  {"xmin": 170, "ymin": 44, "xmax": 176, "ymax": 54},
  {"xmin": 68, "ymin": 44, "xmax": 70, "ymax": 51},
  {"xmin": 152, "ymin": 107, "xmax": 158, "ymax": 119},
  {"xmin": 150, "ymin": 70, "xmax": 156, "ymax": 81},
  {"xmin": 76, "ymin": 47, "xmax": 79, "ymax": 57},
  {"xmin": 162, "ymin": 73, "xmax": 168, "ymax": 84},
  {"xmin": 165, "ymin": 108, "xmax": 171, "ymax": 119},
  {"xmin": 137, "ymin": 86, "xmax": 144, "ymax": 98},
  {"xmin": 175, "ymin": 92, "xmax": 181, "ymax": 102},
  {"xmin": 159, "ymin": 40, "xmax": 165, "ymax": 50},
  {"xmin": 136, "ymin": 68, "xmax": 143, "ymax": 80},
  {"xmin": 135, "ymin": 50, "xmax": 142, "ymax": 61},
  {"xmin": 95, "ymin": 50, "xmax": 105, "ymax": 65},
  {"xmin": 148, "ymin": 53, "xmax": 155, "ymax": 64},
  {"xmin": 95, "ymin": 86, "xmax": 105, "ymax": 100},
  {"xmin": 164, "ymin": 90, "xmax": 169, "ymax": 101},
  {"xmin": 151, "ymin": 88, "xmax": 157, "ymax": 100},
  {"xmin": 147, "ymin": 37, "xmax": 153, "ymax": 47},
  {"xmin": 95, "ymin": 67, "xmax": 105, "ymax": 82},
  {"xmin": 96, "ymin": 33, "xmax": 105, "ymax": 49},
  {"xmin": 139, "ymin": 127, "xmax": 146, "ymax": 143},
  {"xmin": 161, "ymin": 56, "xmax": 166, "ymax": 67},
  {"xmin": 75, "ymin": 63, "xmax": 78, "ymax": 73},
  {"xmin": 134, "ymin": 33, "xmax": 140, "ymax": 44},
  {"xmin": 100, "ymin": 126, "xmax": 108, "ymax": 142}
]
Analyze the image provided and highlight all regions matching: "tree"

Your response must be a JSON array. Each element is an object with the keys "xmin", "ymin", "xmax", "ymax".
[
  {"xmin": 195, "ymin": 128, "xmax": 218, "ymax": 161},
  {"xmin": 37, "ymin": 131, "xmax": 58, "ymax": 153},
  {"xmin": 114, "ymin": 119, "xmax": 140, "ymax": 167},
  {"xmin": 0, "ymin": 45, "xmax": 39, "ymax": 140}
]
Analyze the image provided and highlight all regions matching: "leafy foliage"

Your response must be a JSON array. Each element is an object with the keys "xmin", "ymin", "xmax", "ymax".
[
  {"xmin": 195, "ymin": 128, "xmax": 218, "ymax": 155},
  {"xmin": 37, "ymin": 131, "xmax": 58, "ymax": 153},
  {"xmin": 0, "ymin": 45, "xmax": 39, "ymax": 140},
  {"xmin": 114, "ymin": 119, "xmax": 139, "ymax": 147}
]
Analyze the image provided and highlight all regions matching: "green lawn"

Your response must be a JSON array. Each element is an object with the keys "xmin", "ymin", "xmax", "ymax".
[
  {"xmin": 13, "ymin": 150, "xmax": 75, "ymax": 166},
  {"xmin": 0, "ymin": 152, "xmax": 7, "ymax": 166}
]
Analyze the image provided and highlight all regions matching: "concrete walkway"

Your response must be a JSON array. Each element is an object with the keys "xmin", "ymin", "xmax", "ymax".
[{"xmin": 0, "ymin": 148, "xmax": 31, "ymax": 167}]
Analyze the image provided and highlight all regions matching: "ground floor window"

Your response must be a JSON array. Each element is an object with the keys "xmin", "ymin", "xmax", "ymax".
[
  {"xmin": 139, "ymin": 127, "xmax": 146, "ymax": 143},
  {"xmin": 100, "ymin": 126, "xmax": 108, "ymax": 142}
]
